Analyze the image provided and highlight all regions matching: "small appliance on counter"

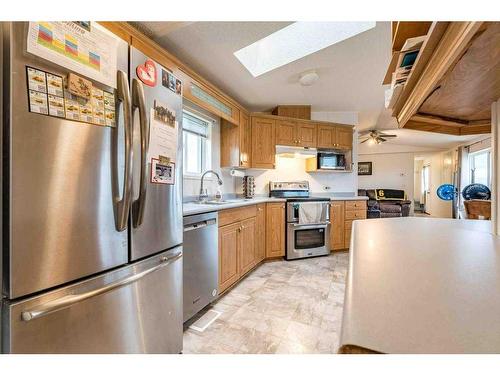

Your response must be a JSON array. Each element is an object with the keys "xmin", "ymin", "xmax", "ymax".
[{"xmin": 242, "ymin": 176, "xmax": 255, "ymax": 199}]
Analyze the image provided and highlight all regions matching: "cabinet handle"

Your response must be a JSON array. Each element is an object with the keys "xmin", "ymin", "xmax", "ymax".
[{"xmin": 258, "ymin": 207, "xmax": 263, "ymax": 211}]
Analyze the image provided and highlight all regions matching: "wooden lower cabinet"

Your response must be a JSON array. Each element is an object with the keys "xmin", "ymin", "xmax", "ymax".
[
  {"xmin": 329, "ymin": 200, "xmax": 367, "ymax": 251},
  {"xmin": 218, "ymin": 222, "xmax": 240, "ymax": 292},
  {"xmin": 239, "ymin": 217, "xmax": 257, "ymax": 275},
  {"xmin": 266, "ymin": 203, "xmax": 285, "ymax": 257},
  {"xmin": 330, "ymin": 201, "xmax": 345, "ymax": 250},
  {"xmin": 218, "ymin": 203, "xmax": 274, "ymax": 293},
  {"xmin": 255, "ymin": 204, "xmax": 266, "ymax": 263}
]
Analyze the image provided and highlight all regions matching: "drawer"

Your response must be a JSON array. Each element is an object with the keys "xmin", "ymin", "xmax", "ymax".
[
  {"xmin": 345, "ymin": 200, "xmax": 367, "ymax": 211},
  {"xmin": 345, "ymin": 209, "xmax": 367, "ymax": 220},
  {"xmin": 219, "ymin": 205, "xmax": 257, "ymax": 227}
]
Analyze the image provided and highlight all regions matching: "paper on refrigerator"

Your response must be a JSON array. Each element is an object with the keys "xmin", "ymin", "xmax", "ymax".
[
  {"xmin": 27, "ymin": 22, "xmax": 118, "ymax": 88},
  {"xmin": 148, "ymin": 101, "xmax": 178, "ymax": 163}
]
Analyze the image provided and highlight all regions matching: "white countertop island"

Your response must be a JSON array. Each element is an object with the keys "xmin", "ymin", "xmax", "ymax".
[{"xmin": 339, "ymin": 217, "xmax": 500, "ymax": 354}]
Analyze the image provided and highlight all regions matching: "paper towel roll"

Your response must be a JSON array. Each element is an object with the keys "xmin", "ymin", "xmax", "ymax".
[{"xmin": 229, "ymin": 169, "xmax": 245, "ymax": 178}]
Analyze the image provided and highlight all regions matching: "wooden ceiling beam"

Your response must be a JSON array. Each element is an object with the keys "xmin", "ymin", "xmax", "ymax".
[
  {"xmin": 411, "ymin": 113, "xmax": 467, "ymax": 127},
  {"xmin": 404, "ymin": 120, "xmax": 461, "ymax": 135},
  {"xmin": 460, "ymin": 123, "xmax": 491, "ymax": 135},
  {"xmin": 397, "ymin": 22, "xmax": 483, "ymax": 128}
]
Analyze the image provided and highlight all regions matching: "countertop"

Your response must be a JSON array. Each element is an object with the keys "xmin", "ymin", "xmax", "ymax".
[
  {"xmin": 339, "ymin": 217, "xmax": 499, "ymax": 354},
  {"xmin": 183, "ymin": 194, "xmax": 368, "ymax": 216}
]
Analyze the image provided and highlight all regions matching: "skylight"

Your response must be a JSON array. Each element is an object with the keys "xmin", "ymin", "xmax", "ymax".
[{"xmin": 234, "ymin": 22, "xmax": 376, "ymax": 77}]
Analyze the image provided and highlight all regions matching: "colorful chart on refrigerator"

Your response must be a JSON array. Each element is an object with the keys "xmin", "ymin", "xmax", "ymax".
[{"xmin": 27, "ymin": 22, "xmax": 118, "ymax": 88}]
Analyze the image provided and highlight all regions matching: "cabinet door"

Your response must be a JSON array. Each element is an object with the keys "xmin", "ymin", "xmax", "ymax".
[
  {"xmin": 297, "ymin": 122, "xmax": 317, "ymax": 148},
  {"xmin": 330, "ymin": 201, "xmax": 345, "ymax": 250},
  {"xmin": 239, "ymin": 217, "xmax": 257, "ymax": 275},
  {"xmin": 219, "ymin": 222, "xmax": 240, "ymax": 293},
  {"xmin": 317, "ymin": 124, "xmax": 336, "ymax": 148},
  {"xmin": 255, "ymin": 204, "xmax": 266, "ymax": 263},
  {"xmin": 275, "ymin": 119, "xmax": 297, "ymax": 146},
  {"xmin": 220, "ymin": 119, "xmax": 240, "ymax": 168},
  {"xmin": 251, "ymin": 117, "xmax": 276, "ymax": 169},
  {"xmin": 266, "ymin": 203, "xmax": 285, "ymax": 258},
  {"xmin": 336, "ymin": 126, "xmax": 353, "ymax": 149},
  {"xmin": 239, "ymin": 112, "xmax": 252, "ymax": 168}
]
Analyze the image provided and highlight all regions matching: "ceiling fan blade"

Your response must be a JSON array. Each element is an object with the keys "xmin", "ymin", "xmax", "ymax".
[
  {"xmin": 378, "ymin": 134, "xmax": 397, "ymax": 138},
  {"xmin": 360, "ymin": 138, "xmax": 370, "ymax": 144},
  {"xmin": 359, "ymin": 130, "xmax": 375, "ymax": 136},
  {"xmin": 379, "ymin": 138, "xmax": 387, "ymax": 142}
]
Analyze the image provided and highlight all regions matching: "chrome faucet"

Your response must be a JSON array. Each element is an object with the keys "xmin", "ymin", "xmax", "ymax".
[{"xmin": 199, "ymin": 170, "xmax": 223, "ymax": 202}]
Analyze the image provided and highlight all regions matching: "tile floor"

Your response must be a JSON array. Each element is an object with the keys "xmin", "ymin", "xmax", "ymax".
[{"xmin": 183, "ymin": 252, "xmax": 349, "ymax": 354}]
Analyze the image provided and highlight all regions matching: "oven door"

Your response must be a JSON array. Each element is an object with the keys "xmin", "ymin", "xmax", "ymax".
[{"xmin": 286, "ymin": 223, "xmax": 330, "ymax": 260}]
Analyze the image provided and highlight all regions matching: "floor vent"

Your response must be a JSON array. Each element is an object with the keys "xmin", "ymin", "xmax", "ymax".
[{"xmin": 188, "ymin": 309, "xmax": 221, "ymax": 332}]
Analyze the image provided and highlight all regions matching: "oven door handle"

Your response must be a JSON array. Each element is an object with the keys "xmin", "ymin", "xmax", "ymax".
[{"xmin": 291, "ymin": 221, "xmax": 330, "ymax": 228}]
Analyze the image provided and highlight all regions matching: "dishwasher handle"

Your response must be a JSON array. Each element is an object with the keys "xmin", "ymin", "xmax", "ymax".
[{"xmin": 183, "ymin": 218, "xmax": 217, "ymax": 232}]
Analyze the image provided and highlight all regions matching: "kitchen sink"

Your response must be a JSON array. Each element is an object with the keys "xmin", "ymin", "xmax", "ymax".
[{"xmin": 193, "ymin": 199, "xmax": 241, "ymax": 205}]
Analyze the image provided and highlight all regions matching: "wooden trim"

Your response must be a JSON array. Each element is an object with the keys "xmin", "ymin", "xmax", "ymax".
[
  {"xmin": 250, "ymin": 112, "xmax": 354, "ymax": 129},
  {"xmin": 396, "ymin": 22, "xmax": 483, "ymax": 128},
  {"xmin": 411, "ymin": 113, "xmax": 466, "ymax": 127},
  {"xmin": 460, "ymin": 123, "xmax": 491, "ymax": 135},
  {"xmin": 98, "ymin": 22, "xmax": 248, "ymax": 119},
  {"xmin": 404, "ymin": 120, "xmax": 461, "ymax": 135}
]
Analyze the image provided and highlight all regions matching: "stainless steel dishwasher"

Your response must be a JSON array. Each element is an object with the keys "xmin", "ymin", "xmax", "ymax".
[{"xmin": 183, "ymin": 211, "xmax": 219, "ymax": 322}]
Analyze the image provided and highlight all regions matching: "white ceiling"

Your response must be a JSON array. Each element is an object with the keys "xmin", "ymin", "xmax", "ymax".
[{"xmin": 136, "ymin": 21, "xmax": 482, "ymax": 150}]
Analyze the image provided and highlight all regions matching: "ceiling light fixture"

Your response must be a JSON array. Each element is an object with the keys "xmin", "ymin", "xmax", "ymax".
[
  {"xmin": 234, "ymin": 22, "xmax": 376, "ymax": 77},
  {"xmin": 299, "ymin": 71, "xmax": 319, "ymax": 86}
]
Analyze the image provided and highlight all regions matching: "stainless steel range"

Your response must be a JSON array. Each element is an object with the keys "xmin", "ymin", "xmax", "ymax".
[{"xmin": 269, "ymin": 181, "xmax": 331, "ymax": 260}]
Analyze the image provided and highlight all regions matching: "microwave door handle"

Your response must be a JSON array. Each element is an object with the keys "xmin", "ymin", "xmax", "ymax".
[
  {"xmin": 131, "ymin": 78, "xmax": 148, "ymax": 228},
  {"xmin": 112, "ymin": 70, "xmax": 133, "ymax": 232}
]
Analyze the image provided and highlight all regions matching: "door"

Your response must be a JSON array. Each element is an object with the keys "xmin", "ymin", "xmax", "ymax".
[
  {"xmin": 317, "ymin": 124, "xmax": 336, "ymax": 148},
  {"xmin": 3, "ymin": 248, "xmax": 183, "ymax": 354},
  {"xmin": 422, "ymin": 164, "xmax": 430, "ymax": 213},
  {"xmin": 239, "ymin": 112, "xmax": 251, "ymax": 168},
  {"xmin": 239, "ymin": 217, "xmax": 257, "ymax": 275},
  {"xmin": 255, "ymin": 204, "xmax": 266, "ymax": 263},
  {"xmin": 251, "ymin": 116, "xmax": 276, "ymax": 169},
  {"xmin": 6, "ymin": 22, "xmax": 130, "ymax": 299},
  {"xmin": 219, "ymin": 222, "xmax": 240, "ymax": 293},
  {"xmin": 276, "ymin": 119, "xmax": 297, "ymax": 146},
  {"xmin": 330, "ymin": 201, "xmax": 345, "ymax": 250},
  {"xmin": 336, "ymin": 126, "xmax": 353, "ymax": 149},
  {"xmin": 266, "ymin": 203, "xmax": 285, "ymax": 257},
  {"xmin": 297, "ymin": 122, "xmax": 317, "ymax": 148},
  {"xmin": 129, "ymin": 47, "xmax": 183, "ymax": 261}
]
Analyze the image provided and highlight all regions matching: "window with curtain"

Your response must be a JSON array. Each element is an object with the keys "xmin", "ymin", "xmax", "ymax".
[
  {"xmin": 469, "ymin": 149, "xmax": 491, "ymax": 187},
  {"xmin": 182, "ymin": 111, "xmax": 211, "ymax": 176}
]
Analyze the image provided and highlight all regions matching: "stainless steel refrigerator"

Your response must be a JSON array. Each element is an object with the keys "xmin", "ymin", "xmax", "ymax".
[{"xmin": 1, "ymin": 22, "xmax": 183, "ymax": 353}]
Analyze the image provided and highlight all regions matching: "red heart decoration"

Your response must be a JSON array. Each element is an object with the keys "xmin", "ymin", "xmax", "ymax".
[{"xmin": 136, "ymin": 60, "xmax": 157, "ymax": 87}]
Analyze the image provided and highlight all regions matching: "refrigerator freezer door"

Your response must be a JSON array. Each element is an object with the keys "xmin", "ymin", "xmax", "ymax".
[
  {"xmin": 6, "ymin": 23, "xmax": 130, "ymax": 299},
  {"xmin": 129, "ymin": 47, "xmax": 183, "ymax": 261},
  {"xmin": 2, "ymin": 247, "xmax": 183, "ymax": 354}
]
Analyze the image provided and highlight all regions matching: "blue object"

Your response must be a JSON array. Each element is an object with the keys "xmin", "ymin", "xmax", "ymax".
[
  {"xmin": 437, "ymin": 184, "xmax": 456, "ymax": 201},
  {"xmin": 462, "ymin": 184, "xmax": 491, "ymax": 200}
]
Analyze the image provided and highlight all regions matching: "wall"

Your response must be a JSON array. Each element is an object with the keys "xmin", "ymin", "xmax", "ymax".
[
  {"xmin": 414, "ymin": 159, "xmax": 423, "ymax": 204},
  {"xmin": 239, "ymin": 111, "xmax": 359, "ymax": 195},
  {"xmin": 357, "ymin": 152, "xmax": 415, "ymax": 212}
]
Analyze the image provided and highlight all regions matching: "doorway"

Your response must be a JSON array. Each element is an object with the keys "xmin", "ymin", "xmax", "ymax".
[{"xmin": 421, "ymin": 164, "xmax": 430, "ymax": 214}]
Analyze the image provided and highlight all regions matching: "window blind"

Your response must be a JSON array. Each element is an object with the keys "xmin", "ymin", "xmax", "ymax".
[{"xmin": 183, "ymin": 112, "xmax": 209, "ymax": 138}]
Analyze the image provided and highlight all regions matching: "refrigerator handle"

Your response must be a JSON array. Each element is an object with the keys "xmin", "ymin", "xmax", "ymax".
[
  {"xmin": 113, "ymin": 70, "xmax": 133, "ymax": 232},
  {"xmin": 21, "ymin": 251, "xmax": 183, "ymax": 322},
  {"xmin": 131, "ymin": 78, "xmax": 149, "ymax": 228}
]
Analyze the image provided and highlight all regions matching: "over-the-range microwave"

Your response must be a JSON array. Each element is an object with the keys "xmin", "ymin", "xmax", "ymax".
[{"xmin": 317, "ymin": 150, "xmax": 348, "ymax": 170}]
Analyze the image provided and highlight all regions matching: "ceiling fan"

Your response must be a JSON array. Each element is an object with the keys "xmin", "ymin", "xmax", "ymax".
[{"xmin": 359, "ymin": 129, "xmax": 397, "ymax": 144}]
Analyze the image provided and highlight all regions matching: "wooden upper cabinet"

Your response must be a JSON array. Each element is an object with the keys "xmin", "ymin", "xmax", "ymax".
[
  {"xmin": 297, "ymin": 122, "xmax": 317, "ymax": 148},
  {"xmin": 276, "ymin": 119, "xmax": 297, "ymax": 146},
  {"xmin": 255, "ymin": 204, "xmax": 266, "ymax": 263},
  {"xmin": 239, "ymin": 112, "xmax": 251, "ymax": 168},
  {"xmin": 330, "ymin": 201, "xmax": 345, "ymax": 251},
  {"xmin": 317, "ymin": 124, "xmax": 336, "ymax": 148},
  {"xmin": 336, "ymin": 126, "xmax": 353, "ymax": 149},
  {"xmin": 239, "ymin": 217, "xmax": 257, "ymax": 275},
  {"xmin": 266, "ymin": 203, "xmax": 285, "ymax": 258},
  {"xmin": 220, "ymin": 111, "xmax": 251, "ymax": 168},
  {"xmin": 219, "ymin": 222, "xmax": 240, "ymax": 292},
  {"xmin": 317, "ymin": 124, "xmax": 353, "ymax": 149},
  {"xmin": 251, "ymin": 116, "xmax": 276, "ymax": 169}
]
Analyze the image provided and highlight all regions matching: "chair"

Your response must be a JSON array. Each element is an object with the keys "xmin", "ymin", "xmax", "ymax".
[
  {"xmin": 464, "ymin": 200, "xmax": 491, "ymax": 220},
  {"xmin": 358, "ymin": 189, "xmax": 412, "ymax": 218}
]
